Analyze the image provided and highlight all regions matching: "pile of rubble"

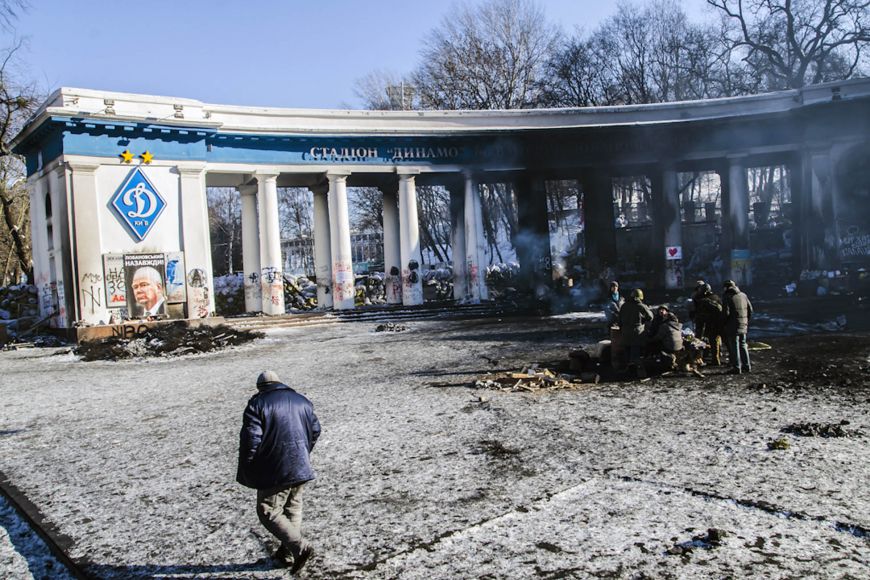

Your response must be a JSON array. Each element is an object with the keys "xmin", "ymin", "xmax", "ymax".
[
  {"xmin": 474, "ymin": 365, "xmax": 599, "ymax": 392},
  {"xmin": 0, "ymin": 284, "xmax": 39, "ymax": 321},
  {"xmin": 374, "ymin": 322, "xmax": 408, "ymax": 332},
  {"xmin": 284, "ymin": 275, "xmax": 318, "ymax": 310},
  {"xmin": 74, "ymin": 322, "xmax": 264, "ymax": 361}
]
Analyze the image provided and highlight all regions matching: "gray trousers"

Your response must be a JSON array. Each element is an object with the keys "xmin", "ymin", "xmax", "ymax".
[{"xmin": 256, "ymin": 483, "xmax": 308, "ymax": 559}]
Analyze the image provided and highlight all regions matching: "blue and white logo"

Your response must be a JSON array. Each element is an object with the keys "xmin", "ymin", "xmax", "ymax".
[{"xmin": 111, "ymin": 168, "xmax": 166, "ymax": 241}]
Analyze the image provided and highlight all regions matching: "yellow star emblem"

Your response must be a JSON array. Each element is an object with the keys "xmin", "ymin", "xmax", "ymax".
[
  {"xmin": 140, "ymin": 151, "xmax": 154, "ymax": 164},
  {"xmin": 120, "ymin": 149, "xmax": 134, "ymax": 163}
]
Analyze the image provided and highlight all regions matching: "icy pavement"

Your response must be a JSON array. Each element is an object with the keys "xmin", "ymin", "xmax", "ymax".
[
  {"xmin": 1, "ymin": 495, "xmax": 76, "ymax": 580},
  {"xmin": 0, "ymin": 316, "xmax": 868, "ymax": 579}
]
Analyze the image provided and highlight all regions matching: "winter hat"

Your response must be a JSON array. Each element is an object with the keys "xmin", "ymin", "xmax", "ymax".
[{"xmin": 257, "ymin": 370, "xmax": 280, "ymax": 386}]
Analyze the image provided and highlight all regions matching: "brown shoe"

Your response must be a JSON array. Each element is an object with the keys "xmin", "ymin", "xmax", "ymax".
[{"xmin": 291, "ymin": 545, "xmax": 314, "ymax": 574}]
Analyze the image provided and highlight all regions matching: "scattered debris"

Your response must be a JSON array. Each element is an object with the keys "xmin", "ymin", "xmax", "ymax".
[
  {"xmin": 782, "ymin": 421, "xmax": 861, "ymax": 438},
  {"xmin": 748, "ymin": 341, "xmax": 772, "ymax": 350},
  {"xmin": 74, "ymin": 322, "xmax": 264, "ymax": 361},
  {"xmin": 473, "ymin": 365, "xmax": 596, "ymax": 392},
  {"xmin": 374, "ymin": 322, "xmax": 408, "ymax": 333},
  {"xmin": 767, "ymin": 437, "xmax": 791, "ymax": 450},
  {"xmin": 666, "ymin": 528, "xmax": 728, "ymax": 555}
]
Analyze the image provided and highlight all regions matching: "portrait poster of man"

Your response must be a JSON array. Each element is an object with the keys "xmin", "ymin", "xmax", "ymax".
[{"xmin": 124, "ymin": 253, "xmax": 167, "ymax": 319}]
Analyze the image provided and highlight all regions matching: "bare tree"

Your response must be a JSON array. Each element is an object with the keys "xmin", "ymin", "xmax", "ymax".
[
  {"xmin": 348, "ymin": 187, "xmax": 384, "ymax": 234},
  {"xmin": 413, "ymin": 0, "xmax": 560, "ymax": 109},
  {"xmin": 0, "ymin": 39, "xmax": 37, "ymax": 282},
  {"xmin": 278, "ymin": 187, "xmax": 314, "ymax": 240},
  {"xmin": 708, "ymin": 0, "xmax": 870, "ymax": 89},
  {"xmin": 0, "ymin": 155, "xmax": 26, "ymax": 284},
  {"xmin": 539, "ymin": 33, "xmax": 620, "ymax": 106},
  {"xmin": 0, "ymin": 0, "xmax": 25, "ymax": 32},
  {"xmin": 416, "ymin": 185, "xmax": 451, "ymax": 263},
  {"xmin": 543, "ymin": 1, "xmax": 739, "ymax": 106},
  {"xmin": 206, "ymin": 188, "xmax": 241, "ymax": 275}
]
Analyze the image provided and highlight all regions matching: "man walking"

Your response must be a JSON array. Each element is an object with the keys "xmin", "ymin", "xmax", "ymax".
[
  {"xmin": 238, "ymin": 371, "xmax": 321, "ymax": 573},
  {"xmin": 722, "ymin": 280, "xmax": 753, "ymax": 374}
]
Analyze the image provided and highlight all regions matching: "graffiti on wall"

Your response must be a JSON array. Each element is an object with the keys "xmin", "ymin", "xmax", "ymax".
[
  {"xmin": 332, "ymin": 262, "xmax": 354, "ymax": 302},
  {"xmin": 103, "ymin": 254, "xmax": 126, "ymax": 306},
  {"xmin": 840, "ymin": 226, "xmax": 870, "ymax": 258},
  {"xmin": 80, "ymin": 274, "xmax": 104, "ymax": 315},
  {"xmin": 187, "ymin": 268, "xmax": 210, "ymax": 318},
  {"xmin": 259, "ymin": 266, "xmax": 284, "ymax": 308}
]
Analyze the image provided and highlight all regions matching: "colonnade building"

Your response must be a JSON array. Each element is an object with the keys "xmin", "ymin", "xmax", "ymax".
[{"xmin": 11, "ymin": 79, "xmax": 870, "ymax": 328}]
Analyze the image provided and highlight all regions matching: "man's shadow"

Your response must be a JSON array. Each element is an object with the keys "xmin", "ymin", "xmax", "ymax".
[{"xmin": 85, "ymin": 559, "xmax": 281, "ymax": 578}]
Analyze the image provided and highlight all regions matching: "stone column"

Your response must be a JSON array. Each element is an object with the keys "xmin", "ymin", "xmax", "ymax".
[
  {"xmin": 464, "ymin": 172, "xmax": 488, "ymax": 301},
  {"xmin": 327, "ymin": 171, "xmax": 355, "ymax": 309},
  {"xmin": 785, "ymin": 155, "xmax": 805, "ymax": 273},
  {"xmin": 67, "ymin": 162, "xmax": 108, "ymax": 325},
  {"xmin": 579, "ymin": 169, "xmax": 617, "ymax": 277},
  {"xmin": 28, "ymin": 173, "xmax": 49, "ymax": 318},
  {"xmin": 398, "ymin": 171, "xmax": 424, "ymax": 305},
  {"xmin": 381, "ymin": 181, "xmax": 403, "ymax": 304},
  {"xmin": 51, "ymin": 165, "xmax": 74, "ymax": 326},
  {"xmin": 256, "ymin": 172, "xmax": 285, "ymax": 314},
  {"xmin": 657, "ymin": 166, "xmax": 684, "ymax": 289},
  {"xmin": 805, "ymin": 149, "xmax": 837, "ymax": 270},
  {"xmin": 515, "ymin": 174, "xmax": 553, "ymax": 301},
  {"xmin": 310, "ymin": 183, "xmax": 333, "ymax": 309},
  {"xmin": 721, "ymin": 156, "xmax": 751, "ymax": 286},
  {"xmin": 447, "ymin": 178, "xmax": 467, "ymax": 301},
  {"xmin": 69, "ymin": 163, "xmax": 109, "ymax": 324},
  {"xmin": 239, "ymin": 184, "xmax": 262, "ymax": 312},
  {"xmin": 178, "ymin": 164, "xmax": 215, "ymax": 318}
]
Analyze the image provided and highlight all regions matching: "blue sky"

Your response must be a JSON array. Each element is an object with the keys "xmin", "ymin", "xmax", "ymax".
[{"xmin": 10, "ymin": 0, "xmax": 712, "ymax": 109}]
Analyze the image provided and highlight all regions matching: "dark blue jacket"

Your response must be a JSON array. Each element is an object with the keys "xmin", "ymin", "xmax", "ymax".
[{"xmin": 237, "ymin": 383, "xmax": 321, "ymax": 490}]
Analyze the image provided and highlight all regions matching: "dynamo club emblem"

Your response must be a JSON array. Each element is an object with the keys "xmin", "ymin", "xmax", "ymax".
[{"xmin": 111, "ymin": 167, "xmax": 166, "ymax": 241}]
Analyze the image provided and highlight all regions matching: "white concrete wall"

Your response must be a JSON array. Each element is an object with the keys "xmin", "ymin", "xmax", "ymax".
[{"xmin": 38, "ymin": 157, "xmax": 215, "ymax": 326}]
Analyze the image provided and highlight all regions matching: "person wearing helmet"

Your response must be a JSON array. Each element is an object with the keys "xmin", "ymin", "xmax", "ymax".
[
  {"xmin": 618, "ymin": 288, "xmax": 653, "ymax": 374},
  {"xmin": 694, "ymin": 283, "xmax": 724, "ymax": 365}
]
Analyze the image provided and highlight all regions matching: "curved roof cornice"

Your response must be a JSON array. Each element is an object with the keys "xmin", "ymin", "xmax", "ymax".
[{"xmin": 12, "ymin": 78, "xmax": 870, "ymax": 149}]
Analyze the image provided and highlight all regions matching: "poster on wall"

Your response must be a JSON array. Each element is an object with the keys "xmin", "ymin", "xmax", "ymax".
[
  {"xmin": 730, "ymin": 249, "xmax": 752, "ymax": 287},
  {"xmin": 103, "ymin": 254, "xmax": 127, "ymax": 307},
  {"xmin": 123, "ymin": 253, "xmax": 167, "ymax": 318},
  {"xmin": 165, "ymin": 251, "xmax": 187, "ymax": 303}
]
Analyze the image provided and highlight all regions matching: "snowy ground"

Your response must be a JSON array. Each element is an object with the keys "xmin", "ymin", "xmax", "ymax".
[{"xmin": 0, "ymin": 313, "xmax": 868, "ymax": 579}]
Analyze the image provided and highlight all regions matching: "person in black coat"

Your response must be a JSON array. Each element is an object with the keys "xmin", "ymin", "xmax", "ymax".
[{"xmin": 238, "ymin": 371, "xmax": 321, "ymax": 572}]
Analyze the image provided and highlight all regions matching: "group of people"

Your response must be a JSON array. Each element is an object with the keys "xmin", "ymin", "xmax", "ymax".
[
  {"xmin": 606, "ymin": 278, "xmax": 754, "ymax": 376},
  {"xmin": 689, "ymin": 279, "xmax": 754, "ymax": 374}
]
